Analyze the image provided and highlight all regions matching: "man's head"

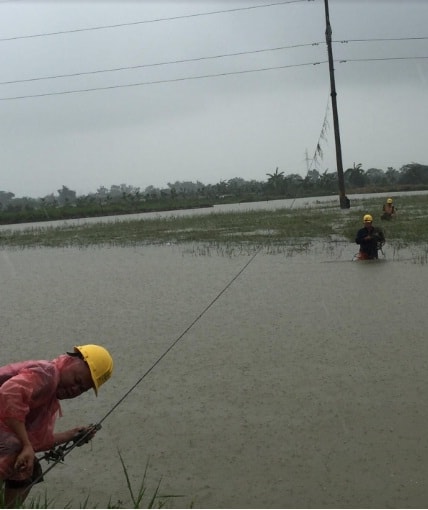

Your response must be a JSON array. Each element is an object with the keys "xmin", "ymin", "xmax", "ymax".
[
  {"xmin": 363, "ymin": 214, "xmax": 373, "ymax": 225},
  {"xmin": 387, "ymin": 198, "xmax": 393, "ymax": 204},
  {"xmin": 57, "ymin": 344, "xmax": 113, "ymax": 399}
]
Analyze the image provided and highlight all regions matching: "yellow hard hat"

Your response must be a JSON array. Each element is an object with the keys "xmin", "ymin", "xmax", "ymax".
[
  {"xmin": 363, "ymin": 214, "xmax": 373, "ymax": 222},
  {"xmin": 74, "ymin": 344, "xmax": 113, "ymax": 395},
  {"xmin": 387, "ymin": 198, "xmax": 393, "ymax": 204}
]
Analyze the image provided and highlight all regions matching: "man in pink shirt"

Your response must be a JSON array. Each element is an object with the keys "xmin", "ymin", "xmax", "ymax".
[{"xmin": 0, "ymin": 344, "xmax": 113, "ymax": 507}]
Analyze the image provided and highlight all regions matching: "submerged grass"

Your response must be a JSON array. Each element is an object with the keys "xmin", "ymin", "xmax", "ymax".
[
  {"xmin": 0, "ymin": 194, "xmax": 427, "ymax": 251},
  {"xmin": 0, "ymin": 456, "xmax": 184, "ymax": 509}
]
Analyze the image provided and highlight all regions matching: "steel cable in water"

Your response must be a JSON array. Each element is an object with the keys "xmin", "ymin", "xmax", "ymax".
[{"xmin": 31, "ymin": 245, "xmax": 263, "ymax": 484}]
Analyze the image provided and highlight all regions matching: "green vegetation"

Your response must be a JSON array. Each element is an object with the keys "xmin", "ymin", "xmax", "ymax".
[
  {"xmin": 0, "ymin": 456, "xmax": 183, "ymax": 509},
  {"xmin": 1, "ymin": 194, "xmax": 427, "ymax": 253},
  {"xmin": 1, "ymin": 162, "xmax": 428, "ymax": 225},
  {"xmin": 0, "ymin": 194, "xmax": 214, "ymax": 225}
]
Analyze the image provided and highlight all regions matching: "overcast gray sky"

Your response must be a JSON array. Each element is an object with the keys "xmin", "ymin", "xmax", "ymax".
[{"xmin": 0, "ymin": 0, "xmax": 427, "ymax": 198}]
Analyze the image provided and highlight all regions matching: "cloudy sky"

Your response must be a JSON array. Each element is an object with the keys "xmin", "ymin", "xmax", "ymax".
[{"xmin": 0, "ymin": 0, "xmax": 427, "ymax": 198}]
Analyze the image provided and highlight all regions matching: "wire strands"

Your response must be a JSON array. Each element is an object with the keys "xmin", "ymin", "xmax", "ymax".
[
  {"xmin": 0, "ymin": 35, "xmax": 427, "ymax": 88},
  {"xmin": 0, "ymin": 61, "xmax": 328, "ymax": 102},
  {"xmin": 0, "ymin": 43, "xmax": 323, "ymax": 86},
  {"xmin": 0, "ymin": 0, "xmax": 427, "ymax": 101},
  {"xmin": 1, "ymin": 54, "xmax": 427, "ymax": 102},
  {"xmin": 0, "ymin": 37, "xmax": 426, "ymax": 88}
]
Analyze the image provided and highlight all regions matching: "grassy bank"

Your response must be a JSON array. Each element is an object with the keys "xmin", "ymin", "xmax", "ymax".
[{"xmin": 0, "ymin": 195, "xmax": 427, "ymax": 251}]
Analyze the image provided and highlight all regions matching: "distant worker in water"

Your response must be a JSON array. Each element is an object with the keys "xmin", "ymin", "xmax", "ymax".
[
  {"xmin": 381, "ymin": 197, "xmax": 396, "ymax": 220},
  {"xmin": 355, "ymin": 214, "xmax": 385, "ymax": 260}
]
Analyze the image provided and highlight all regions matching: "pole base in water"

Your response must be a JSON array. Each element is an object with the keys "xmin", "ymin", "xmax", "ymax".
[{"xmin": 340, "ymin": 195, "xmax": 350, "ymax": 209}]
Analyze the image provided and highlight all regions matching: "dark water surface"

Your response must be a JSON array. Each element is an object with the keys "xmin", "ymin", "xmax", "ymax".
[{"xmin": 1, "ymin": 244, "xmax": 427, "ymax": 508}]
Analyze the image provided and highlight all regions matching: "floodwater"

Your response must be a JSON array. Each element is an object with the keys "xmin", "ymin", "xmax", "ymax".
[{"xmin": 1, "ymin": 242, "xmax": 427, "ymax": 508}]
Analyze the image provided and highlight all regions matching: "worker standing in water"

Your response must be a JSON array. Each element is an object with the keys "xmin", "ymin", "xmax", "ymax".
[
  {"xmin": 355, "ymin": 214, "xmax": 385, "ymax": 260},
  {"xmin": 381, "ymin": 198, "xmax": 396, "ymax": 220}
]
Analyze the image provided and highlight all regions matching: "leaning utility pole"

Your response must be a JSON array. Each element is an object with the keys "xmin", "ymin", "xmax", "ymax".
[{"xmin": 324, "ymin": 0, "xmax": 350, "ymax": 208}]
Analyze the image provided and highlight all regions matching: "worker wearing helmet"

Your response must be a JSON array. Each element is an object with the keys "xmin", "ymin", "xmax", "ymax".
[
  {"xmin": 355, "ymin": 214, "xmax": 385, "ymax": 260},
  {"xmin": 0, "ymin": 344, "xmax": 113, "ymax": 507},
  {"xmin": 381, "ymin": 197, "xmax": 396, "ymax": 220}
]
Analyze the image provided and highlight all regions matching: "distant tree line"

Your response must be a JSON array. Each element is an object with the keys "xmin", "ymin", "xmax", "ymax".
[{"xmin": 0, "ymin": 162, "xmax": 427, "ymax": 223}]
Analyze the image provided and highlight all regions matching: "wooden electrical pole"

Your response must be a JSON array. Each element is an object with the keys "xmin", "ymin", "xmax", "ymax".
[{"xmin": 324, "ymin": 0, "xmax": 350, "ymax": 208}]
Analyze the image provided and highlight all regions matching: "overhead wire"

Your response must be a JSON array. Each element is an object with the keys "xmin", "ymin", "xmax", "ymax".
[
  {"xmin": 2, "ymin": 35, "xmax": 426, "ymax": 87},
  {"xmin": 0, "ymin": 33, "xmax": 426, "ymax": 98},
  {"xmin": 338, "ymin": 56, "xmax": 428, "ymax": 64},
  {"xmin": 0, "ymin": 61, "xmax": 327, "ymax": 101},
  {"xmin": 0, "ymin": 0, "xmax": 426, "ymax": 100},
  {"xmin": 0, "ymin": 42, "xmax": 323, "ymax": 86},
  {"xmin": 0, "ymin": 0, "xmax": 426, "ymax": 180},
  {"xmin": 1, "ymin": 54, "xmax": 427, "ymax": 102},
  {"xmin": 0, "ymin": 0, "xmax": 311, "ymax": 42},
  {"xmin": 336, "ymin": 36, "xmax": 428, "ymax": 44}
]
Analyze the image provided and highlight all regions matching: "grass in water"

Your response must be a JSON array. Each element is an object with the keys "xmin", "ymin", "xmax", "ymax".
[
  {"xmin": 0, "ymin": 456, "xmax": 184, "ymax": 509},
  {"xmin": 0, "ymin": 194, "xmax": 427, "ymax": 254}
]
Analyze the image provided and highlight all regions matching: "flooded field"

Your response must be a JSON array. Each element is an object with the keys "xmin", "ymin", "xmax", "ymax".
[
  {"xmin": 1, "ymin": 189, "xmax": 427, "ymax": 234},
  {"xmin": 1, "ymin": 242, "xmax": 427, "ymax": 508}
]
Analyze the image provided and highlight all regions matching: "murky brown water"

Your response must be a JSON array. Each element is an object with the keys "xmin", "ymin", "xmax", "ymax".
[{"xmin": 1, "ymin": 243, "xmax": 427, "ymax": 508}]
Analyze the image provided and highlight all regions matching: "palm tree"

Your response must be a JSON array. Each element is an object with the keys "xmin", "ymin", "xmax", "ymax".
[
  {"xmin": 344, "ymin": 162, "xmax": 366, "ymax": 188},
  {"xmin": 266, "ymin": 167, "xmax": 285, "ymax": 194}
]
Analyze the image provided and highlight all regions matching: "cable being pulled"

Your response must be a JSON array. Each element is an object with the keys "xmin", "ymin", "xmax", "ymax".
[{"xmin": 32, "ymin": 245, "xmax": 263, "ymax": 484}]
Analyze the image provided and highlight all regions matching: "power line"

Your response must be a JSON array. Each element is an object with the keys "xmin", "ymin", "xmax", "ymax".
[
  {"xmin": 0, "ymin": 0, "xmax": 310, "ymax": 42},
  {"xmin": 1, "ymin": 55, "xmax": 426, "ymax": 102},
  {"xmin": 339, "ymin": 56, "xmax": 428, "ymax": 64},
  {"xmin": 0, "ymin": 42, "xmax": 323, "ymax": 86},
  {"xmin": 0, "ymin": 61, "xmax": 327, "ymax": 101},
  {"xmin": 335, "ymin": 36, "xmax": 428, "ymax": 44},
  {"xmin": 2, "ymin": 35, "xmax": 426, "ymax": 87}
]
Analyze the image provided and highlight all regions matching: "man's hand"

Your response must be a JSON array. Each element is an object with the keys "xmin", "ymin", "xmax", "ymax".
[
  {"xmin": 53, "ymin": 424, "xmax": 99, "ymax": 448},
  {"xmin": 72, "ymin": 424, "xmax": 100, "ymax": 446},
  {"xmin": 14, "ymin": 443, "xmax": 35, "ymax": 477},
  {"xmin": 4, "ymin": 417, "xmax": 35, "ymax": 477}
]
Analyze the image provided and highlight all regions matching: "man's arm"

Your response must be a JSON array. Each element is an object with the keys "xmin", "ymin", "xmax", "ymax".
[
  {"xmin": 4, "ymin": 417, "xmax": 35, "ymax": 477},
  {"xmin": 374, "ymin": 228, "xmax": 385, "ymax": 243},
  {"xmin": 356, "ymin": 228, "xmax": 370, "ymax": 245}
]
